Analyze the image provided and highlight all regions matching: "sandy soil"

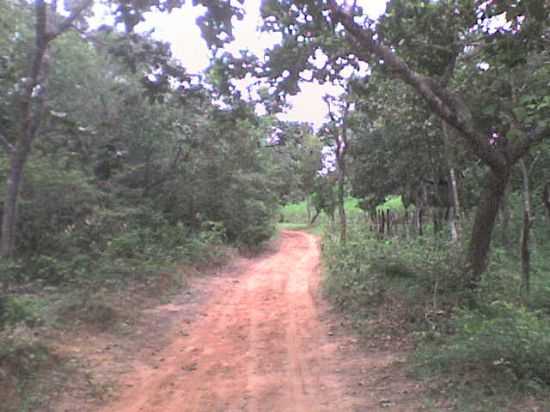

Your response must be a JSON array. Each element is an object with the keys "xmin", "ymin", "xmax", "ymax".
[{"xmin": 88, "ymin": 230, "xmax": 421, "ymax": 412}]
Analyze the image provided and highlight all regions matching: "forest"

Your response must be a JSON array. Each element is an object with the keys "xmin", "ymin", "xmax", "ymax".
[{"xmin": 1, "ymin": 0, "xmax": 549, "ymax": 410}]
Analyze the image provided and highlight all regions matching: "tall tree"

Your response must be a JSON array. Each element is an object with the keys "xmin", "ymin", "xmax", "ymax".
[
  {"xmin": 322, "ymin": 94, "xmax": 350, "ymax": 243},
  {"xmin": 256, "ymin": 0, "xmax": 550, "ymax": 286},
  {"xmin": 0, "ymin": 0, "xmax": 246, "ymax": 257},
  {"xmin": 0, "ymin": 0, "xmax": 93, "ymax": 256}
]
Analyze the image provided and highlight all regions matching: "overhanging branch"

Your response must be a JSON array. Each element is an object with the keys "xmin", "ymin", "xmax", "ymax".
[
  {"xmin": 510, "ymin": 123, "xmax": 550, "ymax": 163},
  {"xmin": 327, "ymin": 0, "xmax": 507, "ymax": 173},
  {"xmin": 48, "ymin": 0, "xmax": 94, "ymax": 40}
]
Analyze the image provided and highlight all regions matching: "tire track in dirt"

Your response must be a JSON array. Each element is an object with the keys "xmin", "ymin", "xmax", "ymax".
[{"xmin": 96, "ymin": 230, "xmax": 420, "ymax": 412}]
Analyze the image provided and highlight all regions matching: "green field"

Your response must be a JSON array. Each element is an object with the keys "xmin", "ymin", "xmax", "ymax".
[
  {"xmin": 377, "ymin": 195, "xmax": 405, "ymax": 213},
  {"xmin": 280, "ymin": 195, "xmax": 405, "ymax": 227}
]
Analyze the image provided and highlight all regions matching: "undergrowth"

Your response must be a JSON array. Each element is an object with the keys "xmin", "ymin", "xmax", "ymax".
[
  {"xmin": 322, "ymin": 216, "xmax": 550, "ymax": 410},
  {"xmin": 0, "ymin": 218, "xmax": 234, "ymax": 412}
]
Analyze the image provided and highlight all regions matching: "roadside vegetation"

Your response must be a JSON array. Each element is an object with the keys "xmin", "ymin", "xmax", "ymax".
[
  {"xmin": 2, "ymin": 0, "xmax": 550, "ymax": 410},
  {"xmin": 274, "ymin": 0, "xmax": 550, "ymax": 408},
  {"xmin": 286, "ymin": 160, "xmax": 550, "ymax": 409},
  {"xmin": 321, "ymin": 213, "xmax": 550, "ymax": 410},
  {"xmin": 283, "ymin": 192, "xmax": 550, "ymax": 409},
  {"xmin": 0, "ymin": 2, "xmax": 280, "ymax": 409}
]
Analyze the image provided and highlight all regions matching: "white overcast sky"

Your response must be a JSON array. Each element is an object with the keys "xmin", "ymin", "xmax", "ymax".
[{"xmin": 95, "ymin": 1, "xmax": 388, "ymax": 127}]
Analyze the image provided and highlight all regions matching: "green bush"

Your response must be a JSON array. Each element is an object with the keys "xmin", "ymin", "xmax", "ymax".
[
  {"xmin": 419, "ymin": 302, "xmax": 550, "ymax": 386},
  {"xmin": 0, "ymin": 258, "xmax": 26, "ymax": 283},
  {"xmin": 226, "ymin": 198, "xmax": 275, "ymax": 248},
  {"xmin": 12, "ymin": 158, "xmax": 99, "ymax": 255},
  {"xmin": 322, "ymin": 220, "xmax": 467, "ymax": 321},
  {"xmin": 0, "ymin": 296, "xmax": 43, "ymax": 330}
]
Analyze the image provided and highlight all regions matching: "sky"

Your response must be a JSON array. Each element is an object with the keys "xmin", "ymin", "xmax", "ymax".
[{"xmin": 132, "ymin": 0, "xmax": 389, "ymax": 128}]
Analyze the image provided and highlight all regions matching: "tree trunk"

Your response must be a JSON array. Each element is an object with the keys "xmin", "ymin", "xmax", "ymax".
[
  {"xmin": 543, "ymin": 183, "xmax": 550, "ymax": 224},
  {"xmin": 0, "ymin": 152, "xmax": 28, "ymax": 256},
  {"xmin": 500, "ymin": 184, "xmax": 513, "ymax": 250},
  {"xmin": 404, "ymin": 211, "xmax": 410, "ymax": 240},
  {"xmin": 449, "ymin": 168, "xmax": 461, "ymax": 217},
  {"xmin": 1, "ymin": 1, "xmax": 50, "ymax": 257},
  {"xmin": 442, "ymin": 123, "xmax": 462, "ymax": 242},
  {"xmin": 325, "ymin": 96, "xmax": 349, "ymax": 244},
  {"xmin": 519, "ymin": 159, "xmax": 533, "ymax": 301},
  {"xmin": 415, "ymin": 207, "xmax": 423, "ymax": 236},
  {"xmin": 466, "ymin": 169, "xmax": 510, "ymax": 288},
  {"xmin": 448, "ymin": 167, "xmax": 461, "ymax": 241},
  {"xmin": 305, "ymin": 194, "xmax": 312, "ymax": 223},
  {"xmin": 310, "ymin": 209, "xmax": 320, "ymax": 225},
  {"xmin": 432, "ymin": 207, "xmax": 439, "ymax": 236},
  {"xmin": 337, "ymin": 166, "xmax": 347, "ymax": 243},
  {"xmin": 448, "ymin": 205, "xmax": 459, "ymax": 241}
]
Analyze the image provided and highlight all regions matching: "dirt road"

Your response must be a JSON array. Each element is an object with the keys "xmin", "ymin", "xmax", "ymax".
[{"xmin": 97, "ymin": 230, "xmax": 417, "ymax": 412}]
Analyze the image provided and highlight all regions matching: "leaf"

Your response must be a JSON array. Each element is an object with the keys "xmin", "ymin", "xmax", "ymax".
[
  {"xmin": 512, "ymin": 107, "xmax": 528, "ymax": 121},
  {"xmin": 519, "ymin": 95, "xmax": 535, "ymax": 105},
  {"xmin": 482, "ymin": 104, "xmax": 497, "ymax": 116},
  {"xmin": 505, "ymin": 128, "xmax": 523, "ymax": 141}
]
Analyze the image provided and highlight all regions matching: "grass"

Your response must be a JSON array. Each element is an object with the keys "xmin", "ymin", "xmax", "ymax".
[
  {"xmin": 321, "ymin": 214, "xmax": 550, "ymax": 411},
  {"xmin": 377, "ymin": 195, "xmax": 406, "ymax": 213},
  {"xmin": 278, "ymin": 197, "xmax": 365, "ymax": 238},
  {"xmin": 278, "ymin": 195, "xmax": 405, "ymax": 226},
  {"xmin": 344, "ymin": 197, "xmax": 361, "ymax": 212},
  {"xmin": 278, "ymin": 200, "xmax": 310, "ymax": 224},
  {"xmin": 279, "ymin": 197, "xmax": 364, "ymax": 224},
  {"xmin": 0, "ymin": 236, "xmax": 233, "ymax": 411}
]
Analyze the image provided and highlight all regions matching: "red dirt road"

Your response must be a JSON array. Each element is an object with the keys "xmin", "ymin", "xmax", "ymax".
[{"xmin": 97, "ymin": 230, "xmax": 417, "ymax": 412}]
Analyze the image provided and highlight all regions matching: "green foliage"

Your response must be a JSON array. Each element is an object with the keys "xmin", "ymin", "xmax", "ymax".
[
  {"xmin": 0, "ymin": 336, "xmax": 51, "ymax": 379},
  {"xmin": 0, "ymin": 258, "xmax": 25, "ymax": 283},
  {"xmin": 280, "ymin": 200, "xmax": 310, "ymax": 224},
  {"xmin": 0, "ymin": 10, "xmax": 279, "ymax": 291},
  {"xmin": 0, "ymin": 296, "xmax": 43, "ymax": 330},
  {"xmin": 322, "ymin": 207, "xmax": 550, "ymax": 407},
  {"xmin": 419, "ymin": 302, "xmax": 550, "ymax": 387},
  {"xmin": 376, "ymin": 195, "xmax": 405, "ymax": 213},
  {"xmin": 323, "ymin": 218, "xmax": 467, "ymax": 327},
  {"xmin": 9, "ymin": 158, "xmax": 99, "ymax": 255}
]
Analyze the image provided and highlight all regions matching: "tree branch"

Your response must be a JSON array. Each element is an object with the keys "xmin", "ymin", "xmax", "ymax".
[
  {"xmin": 48, "ymin": 0, "xmax": 94, "ymax": 40},
  {"xmin": 144, "ymin": 145, "xmax": 185, "ymax": 193},
  {"xmin": 327, "ymin": 1, "xmax": 507, "ymax": 173},
  {"xmin": 323, "ymin": 95, "xmax": 337, "ymax": 123},
  {"xmin": 510, "ymin": 123, "xmax": 550, "ymax": 163}
]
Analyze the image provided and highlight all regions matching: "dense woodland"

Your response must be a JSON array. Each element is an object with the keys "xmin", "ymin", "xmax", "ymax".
[{"xmin": 1, "ymin": 0, "xmax": 550, "ymax": 410}]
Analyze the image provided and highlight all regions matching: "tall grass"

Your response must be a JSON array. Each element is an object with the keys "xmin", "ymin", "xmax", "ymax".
[
  {"xmin": 321, "ymin": 212, "xmax": 550, "ymax": 409},
  {"xmin": 279, "ymin": 197, "xmax": 365, "ymax": 226}
]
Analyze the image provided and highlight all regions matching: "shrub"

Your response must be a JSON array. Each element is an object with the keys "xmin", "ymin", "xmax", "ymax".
[
  {"xmin": 322, "ymin": 220, "xmax": 467, "ymax": 322},
  {"xmin": 0, "ymin": 296, "xmax": 43, "ymax": 330},
  {"xmin": 419, "ymin": 302, "xmax": 550, "ymax": 386},
  {"xmin": 12, "ymin": 158, "xmax": 99, "ymax": 255}
]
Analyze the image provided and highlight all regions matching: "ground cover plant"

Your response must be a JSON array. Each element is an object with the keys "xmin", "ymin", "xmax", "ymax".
[
  {"xmin": 1, "ymin": 0, "xmax": 550, "ymax": 410},
  {"xmin": 320, "ymin": 206, "xmax": 550, "ymax": 410},
  {"xmin": 0, "ymin": 2, "xmax": 282, "ymax": 408}
]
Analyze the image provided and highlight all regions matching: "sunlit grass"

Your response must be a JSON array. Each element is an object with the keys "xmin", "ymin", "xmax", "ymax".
[{"xmin": 377, "ymin": 195, "xmax": 406, "ymax": 213}]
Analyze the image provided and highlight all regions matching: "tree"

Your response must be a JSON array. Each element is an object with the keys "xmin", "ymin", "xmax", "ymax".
[
  {"xmin": 348, "ymin": 73, "xmax": 466, "ymax": 231},
  {"xmin": 321, "ymin": 93, "xmax": 350, "ymax": 242},
  {"xmin": 0, "ymin": 0, "xmax": 95, "ymax": 256},
  {"xmin": 0, "ymin": 0, "xmax": 246, "ymax": 257},
  {"xmin": 310, "ymin": 175, "xmax": 337, "ymax": 225},
  {"xmin": 256, "ymin": 0, "xmax": 550, "ymax": 287}
]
